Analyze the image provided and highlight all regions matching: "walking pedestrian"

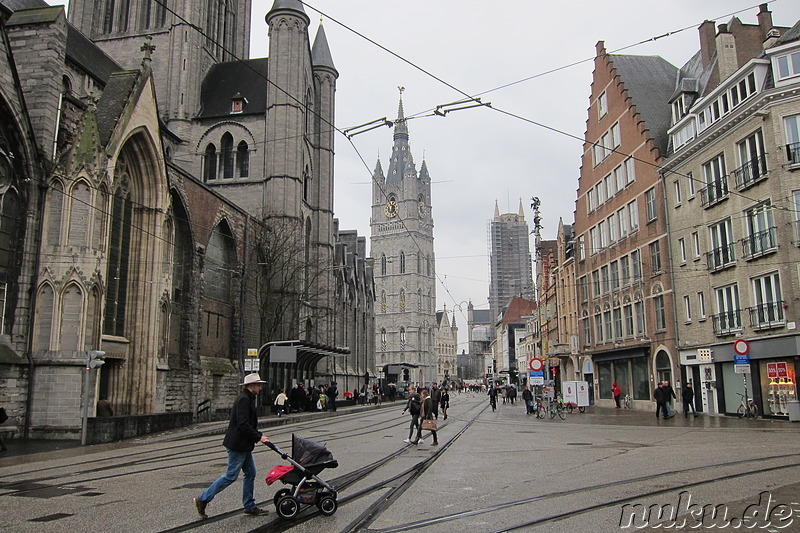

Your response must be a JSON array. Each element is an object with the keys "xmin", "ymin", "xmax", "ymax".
[
  {"xmin": 274, "ymin": 389, "xmax": 288, "ymax": 417},
  {"xmin": 418, "ymin": 389, "xmax": 439, "ymax": 446},
  {"xmin": 682, "ymin": 382, "xmax": 698, "ymax": 417},
  {"xmin": 488, "ymin": 386, "xmax": 498, "ymax": 411},
  {"xmin": 522, "ymin": 385, "xmax": 534, "ymax": 414},
  {"xmin": 663, "ymin": 381, "xmax": 677, "ymax": 416},
  {"xmin": 653, "ymin": 382, "xmax": 670, "ymax": 419},
  {"xmin": 194, "ymin": 374, "xmax": 270, "ymax": 519},
  {"xmin": 440, "ymin": 388, "xmax": 450, "ymax": 420},
  {"xmin": 326, "ymin": 382, "xmax": 338, "ymax": 412},
  {"xmin": 402, "ymin": 385, "xmax": 423, "ymax": 444},
  {"xmin": 612, "ymin": 382, "xmax": 621, "ymax": 408},
  {"xmin": 431, "ymin": 383, "xmax": 441, "ymax": 419},
  {"xmin": 0, "ymin": 406, "xmax": 8, "ymax": 452}
]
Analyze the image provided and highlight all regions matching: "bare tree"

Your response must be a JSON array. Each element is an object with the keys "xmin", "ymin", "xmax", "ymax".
[{"xmin": 250, "ymin": 217, "xmax": 331, "ymax": 344}]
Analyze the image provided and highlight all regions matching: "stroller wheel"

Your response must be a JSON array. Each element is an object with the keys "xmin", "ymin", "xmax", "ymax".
[
  {"xmin": 273, "ymin": 488, "xmax": 291, "ymax": 507},
  {"xmin": 276, "ymin": 495, "xmax": 299, "ymax": 520},
  {"xmin": 316, "ymin": 495, "xmax": 337, "ymax": 516}
]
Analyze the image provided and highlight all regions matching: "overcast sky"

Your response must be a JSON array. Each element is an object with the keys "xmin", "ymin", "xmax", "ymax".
[{"xmin": 246, "ymin": 0, "xmax": 800, "ymax": 350}]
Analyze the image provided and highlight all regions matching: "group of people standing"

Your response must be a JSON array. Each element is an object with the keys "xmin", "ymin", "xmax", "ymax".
[
  {"xmin": 402, "ymin": 384, "xmax": 449, "ymax": 445},
  {"xmin": 654, "ymin": 380, "xmax": 699, "ymax": 419},
  {"xmin": 271, "ymin": 382, "xmax": 339, "ymax": 417}
]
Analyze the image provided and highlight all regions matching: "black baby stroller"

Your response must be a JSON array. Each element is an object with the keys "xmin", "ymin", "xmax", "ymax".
[{"xmin": 265, "ymin": 434, "xmax": 339, "ymax": 520}]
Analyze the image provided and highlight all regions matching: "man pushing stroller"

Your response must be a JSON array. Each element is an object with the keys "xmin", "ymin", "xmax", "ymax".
[{"xmin": 194, "ymin": 374, "xmax": 271, "ymax": 519}]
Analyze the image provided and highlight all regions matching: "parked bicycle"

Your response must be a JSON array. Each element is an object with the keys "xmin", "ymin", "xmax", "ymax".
[
  {"xmin": 623, "ymin": 394, "xmax": 633, "ymax": 409},
  {"xmin": 736, "ymin": 392, "xmax": 759, "ymax": 419},
  {"xmin": 549, "ymin": 395, "xmax": 566, "ymax": 420},
  {"xmin": 531, "ymin": 397, "xmax": 546, "ymax": 419}
]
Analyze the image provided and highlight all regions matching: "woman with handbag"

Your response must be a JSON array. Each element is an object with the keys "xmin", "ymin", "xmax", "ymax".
[{"xmin": 418, "ymin": 389, "xmax": 439, "ymax": 446}]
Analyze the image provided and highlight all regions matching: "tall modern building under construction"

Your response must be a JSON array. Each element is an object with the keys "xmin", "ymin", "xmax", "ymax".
[{"xmin": 489, "ymin": 201, "xmax": 534, "ymax": 322}]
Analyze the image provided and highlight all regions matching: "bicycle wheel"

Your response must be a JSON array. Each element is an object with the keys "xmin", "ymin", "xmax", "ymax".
[
  {"xmin": 749, "ymin": 403, "xmax": 759, "ymax": 419},
  {"xmin": 565, "ymin": 404, "xmax": 574, "ymax": 414},
  {"xmin": 578, "ymin": 406, "xmax": 586, "ymax": 413},
  {"xmin": 549, "ymin": 405, "xmax": 556, "ymax": 419},
  {"xmin": 736, "ymin": 404, "xmax": 745, "ymax": 418},
  {"xmin": 557, "ymin": 405, "xmax": 566, "ymax": 420}
]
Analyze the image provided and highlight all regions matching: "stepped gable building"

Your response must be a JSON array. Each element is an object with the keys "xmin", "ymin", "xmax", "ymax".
[
  {"xmin": 661, "ymin": 5, "xmax": 798, "ymax": 418},
  {"xmin": 0, "ymin": 0, "xmax": 371, "ymax": 441},
  {"xmin": 489, "ymin": 200, "xmax": 534, "ymax": 324},
  {"xmin": 574, "ymin": 40, "xmax": 679, "ymax": 409},
  {"xmin": 371, "ymin": 92, "xmax": 437, "ymax": 386},
  {"xmin": 434, "ymin": 306, "xmax": 458, "ymax": 385}
]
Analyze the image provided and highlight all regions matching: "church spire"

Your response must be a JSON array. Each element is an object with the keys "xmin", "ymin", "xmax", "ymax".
[
  {"xmin": 393, "ymin": 86, "xmax": 409, "ymax": 141},
  {"xmin": 494, "ymin": 200, "xmax": 500, "ymax": 219},
  {"xmin": 518, "ymin": 198, "xmax": 525, "ymax": 218},
  {"xmin": 386, "ymin": 87, "xmax": 414, "ymax": 183}
]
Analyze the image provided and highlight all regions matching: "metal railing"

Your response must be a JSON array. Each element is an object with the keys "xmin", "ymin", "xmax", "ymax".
[
  {"xmin": 700, "ymin": 176, "xmax": 729, "ymax": 207},
  {"xmin": 786, "ymin": 142, "xmax": 800, "ymax": 164},
  {"xmin": 706, "ymin": 243, "xmax": 736, "ymax": 271},
  {"xmin": 732, "ymin": 155, "xmax": 768, "ymax": 190},
  {"xmin": 748, "ymin": 301, "xmax": 785, "ymax": 330},
  {"xmin": 740, "ymin": 227, "xmax": 777, "ymax": 260},
  {"xmin": 712, "ymin": 310, "xmax": 741, "ymax": 336}
]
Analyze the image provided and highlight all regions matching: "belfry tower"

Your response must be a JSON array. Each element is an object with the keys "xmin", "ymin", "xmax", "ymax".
[{"xmin": 370, "ymin": 89, "xmax": 437, "ymax": 385}]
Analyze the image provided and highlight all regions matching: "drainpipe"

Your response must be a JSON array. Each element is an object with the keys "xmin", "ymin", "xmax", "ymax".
[{"xmin": 660, "ymin": 170, "xmax": 683, "ymax": 385}]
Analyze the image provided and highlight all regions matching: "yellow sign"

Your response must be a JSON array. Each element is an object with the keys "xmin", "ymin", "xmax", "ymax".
[{"xmin": 247, "ymin": 348, "xmax": 257, "ymax": 357}]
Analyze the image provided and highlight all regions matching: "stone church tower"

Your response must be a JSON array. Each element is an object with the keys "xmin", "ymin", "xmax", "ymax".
[{"xmin": 371, "ymin": 92, "xmax": 436, "ymax": 386}]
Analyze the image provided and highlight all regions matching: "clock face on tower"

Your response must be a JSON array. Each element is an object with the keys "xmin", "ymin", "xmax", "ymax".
[{"xmin": 385, "ymin": 199, "xmax": 398, "ymax": 218}]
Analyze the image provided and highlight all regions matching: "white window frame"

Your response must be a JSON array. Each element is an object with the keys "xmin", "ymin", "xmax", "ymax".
[
  {"xmin": 674, "ymin": 180, "xmax": 682, "ymax": 205},
  {"xmin": 697, "ymin": 291, "xmax": 706, "ymax": 319},
  {"xmin": 678, "ymin": 237, "xmax": 686, "ymax": 264},
  {"xmin": 628, "ymin": 200, "xmax": 639, "ymax": 231},
  {"xmin": 598, "ymin": 91, "xmax": 608, "ymax": 118},
  {"xmin": 684, "ymin": 295, "xmax": 692, "ymax": 322},
  {"xmin": 776, "ymin": 51, "xmax": 800, "ymax": 80},
  {"xmin": 645, "ymin": 188, "xmax": 657, "ymax": 221},
  {"xmin": 692, "ymin": 231, "xmax": 700, "ymax": 259},
  {"xmin": 687, "ymin": 171, "xmax": 695, "ymax": 197},
  {"xmin": 650, "ymin": 240, "xmax": 661, "ymax": 274}
]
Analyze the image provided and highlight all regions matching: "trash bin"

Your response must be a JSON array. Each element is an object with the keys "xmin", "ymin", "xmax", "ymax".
[{"xmin": 788, "ymin": 401, "xmax": 800, "ymax": 422}]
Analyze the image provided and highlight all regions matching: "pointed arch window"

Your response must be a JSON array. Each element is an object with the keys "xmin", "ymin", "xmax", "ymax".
[
  {"xmin": 205, "ymin": 221, "xmax": 236, "ymax": 302},
  {"xmin": 204, "ymin": 144, "xmax": 217, "ymax": 181},
  {"xmin": 33, "ymin": 284, "xmax": 54, "ymax": 351},
  {"xmin": 380, "ymin": 327, "xmax": 387, "ymax": 350},
  {"xmin": 417, "ymin": 288, "xmax": 422, "ymax": 311},
  {"xmin": 0, "ymin": 188, "xmax": 22, "ymax": 335},
  {"xmin": 380, "ymin": 254, "xmax": 387, "ymax": 276},
  {"xmin": 45, "ymin": 182, "xmax": 64, "ymax": 246},
  {"xmin": 381, "ymin": 291, "xmax": 387, "ymax": 313},
  {"xmin": 221, "ymin": 133, "xmax": 234, "ymax": 179},
  {"xmin": 400, "ymin": 251, "xmax": 406, "ymax": 273},
  {"xmin": 237, "ymin": 141, "xmax": 249, "ymax": 178},
  {"xmin": 60, "ymin": 284, "xmax": 83, "ymax": 351},
  {"xmin": 399, "ymin": 289, "xmax": 406, "ymax": 312},
  {"xmin": 68, "ymin": 181, "xmax": 91, "ymax": 248},
  {"xmin": 103, "ymin": 0, "xmax": 115, "ymax": 33},
  {"xmin": 399, "ymin": 327, "xmax": 406, "ymax": 350},
  {"xmin": 426, "ymin": 254, "xmax": 431, "ymax": 276},
  {"xmin": 303, "ymin": 166, "xmax": 312, "ymax": 202},
  {"xmin": 104, "ymin": 185, "xmax": 133, "ymax": 337}
]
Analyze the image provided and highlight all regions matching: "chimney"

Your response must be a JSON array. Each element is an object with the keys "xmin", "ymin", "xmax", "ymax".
[
  {"xmin": 716, "ymin": 23, "xmax": 738, "ymax": 81},
  {"xmin": 596, "ymin": 40, "xmax": 606, "ymax": 57},
  {"xmin": 757, "ymin": 3, "xmax": 774, "ymax": 40},
  {"xmin": 699, "ymin": 20, "xmax": 717, "ymax": 67}
]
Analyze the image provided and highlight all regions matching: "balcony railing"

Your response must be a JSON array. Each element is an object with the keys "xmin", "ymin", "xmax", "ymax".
[
  {"xmin": 712, "ymin": 310, "xmax": 741, "ymax": 336},
  {"xmin": 706, "ymin": 243, "xmax": 736, "ymax": 271},
  {"xmin": 732, "ymin": 155, "xmax": 768, "ymax": 190},
  {"xmin": 786, "ymin": 142, "xmax": 800, "ymax": 165},
  {"xmin": 700, "ymin": 176, "xmax": 729, "ymax": 207},
  {"xmin": 740, "ymin": 227, "xmax": 777, "ymax": 260},
  {"xmin": 748, "ymin": 301, "xmax": 785, "ymax": 330}
]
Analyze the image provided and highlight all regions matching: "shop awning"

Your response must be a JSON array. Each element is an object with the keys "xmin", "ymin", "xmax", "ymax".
[{"xmin": 591, "ymin": 348, "xmax": 647, "ymax": 363}]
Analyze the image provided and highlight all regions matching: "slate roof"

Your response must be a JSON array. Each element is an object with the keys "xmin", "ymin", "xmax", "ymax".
[
  {"xmin": 66, "ymin": 25, "xmax": 122, "ymax": 85},
  {"xmin": 0, "ymin": 0, "xmax": 48, "ymax": 11},
  {"xmin": 773, "ymin": 19, "xmax": 800, "ymax": 46},
  {"xmin": 610, "ymin": 54, "xmax": 678, "ymax": 158},
  {"xmin": 96, "ymin": 70, "xmax": 139, "ymax": 146},
  {"xmin": 197, "ymin": 58, "xmax": 268, "ymax": 119},
  {"xmin": 311, "ymin": 24, "xmax": 336, "ymax": 73}
]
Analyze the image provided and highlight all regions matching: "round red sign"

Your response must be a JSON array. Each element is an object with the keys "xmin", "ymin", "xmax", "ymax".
[
  {"xmin": 733, "ymin": 339, "xmax": 749, "ymax": 355},
  {"xmin": 529, "ymin": 358, "xmax": 544, "ymax": 371}
]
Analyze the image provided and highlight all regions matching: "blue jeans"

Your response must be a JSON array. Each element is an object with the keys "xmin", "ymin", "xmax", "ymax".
[
  {"xmin": 199, "ymin": 449, "xmax": 257, "ymax": 510},
  {"xmin": 524, "ymin": 399, "xmax": 532, "ymax": 414}
]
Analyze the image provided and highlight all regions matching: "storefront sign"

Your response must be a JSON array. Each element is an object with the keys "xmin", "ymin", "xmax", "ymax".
[{"xmin": 767, "ymin": 362, "xmax": 789, "ymax": 378}]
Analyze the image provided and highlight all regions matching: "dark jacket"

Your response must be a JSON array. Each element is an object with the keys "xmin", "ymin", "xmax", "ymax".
[
  {"xmin": 421, "ymin": 397, "xmax": 435, "ymax": 420},
  {"xmin": 222, "ymin": 389, "xmax": 263, "ymax": 452},
  {"xmin": 653, "ymin": 386, "xmax": 665, "ymax": 404},
  {"xmin": 664, "ymin": 385, "xmax": 677, "ymax": 400},
  {"xmin": 522, "ymin": 389, "xmax": 533, "ymax": 401},
  {"xmin": 405, "ymin": 392, "xmax": 421, "ymax": 415},
  {"xmin": 440, "ymin": 391, "xmax": 450, "ymax": 407},
  {"xmin": 682, "ymin": 386, "xmax": 695, "ymax": 403}
]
